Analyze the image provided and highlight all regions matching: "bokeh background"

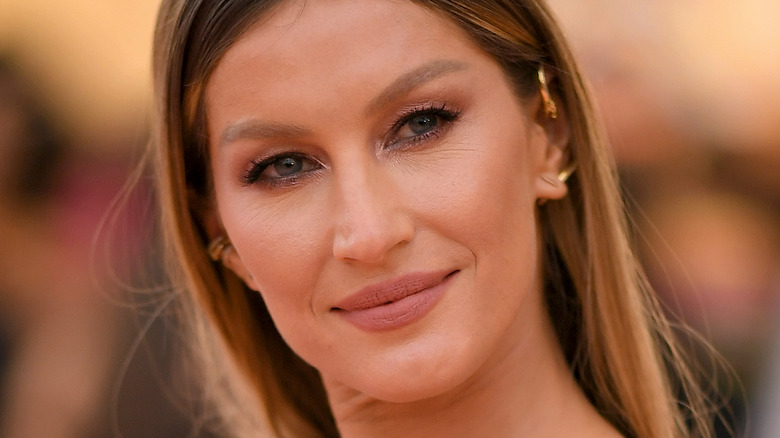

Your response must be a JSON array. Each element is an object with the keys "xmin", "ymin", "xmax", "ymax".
[{"xmin": 1, "ymin": 1, "xmax": 778, "ymax": 437}]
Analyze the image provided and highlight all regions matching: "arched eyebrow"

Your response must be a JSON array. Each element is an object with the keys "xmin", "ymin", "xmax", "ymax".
[
  {"xmin": 221, "ymin": 121, "xmax": 310, "ymax": 147},
  {"xmin": 365, "ymin": 59, "xmax": 468, "ymax": 113},
  {"xmin": 219, "ymin": 59, "xmax": 468, "ymax": 147}
]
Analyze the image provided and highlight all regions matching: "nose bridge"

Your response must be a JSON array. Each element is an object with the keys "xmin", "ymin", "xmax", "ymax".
[{"xmin": 331, "ymin": 156, "xmax": 412, "ymax": 263}]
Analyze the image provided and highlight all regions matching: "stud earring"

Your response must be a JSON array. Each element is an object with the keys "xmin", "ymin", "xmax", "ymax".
[
  {"xmin": 208, "ymin": 235, "xmax": 233, "ymax": 262},
  {"xmin": 538, "ymin": 66, "xmax": 558, "ymax": 120}
]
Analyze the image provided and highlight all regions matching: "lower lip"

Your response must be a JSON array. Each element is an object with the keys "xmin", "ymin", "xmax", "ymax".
[{"xmin": 336, "ymin": 273, "xmax": 455, "ymax": 332}]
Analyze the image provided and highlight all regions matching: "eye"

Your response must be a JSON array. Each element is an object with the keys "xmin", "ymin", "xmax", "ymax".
[
  {"xmin": 406, "ymin": 113, "xmax": 439, "ymax": 135},
  {"xmin": 242, "ymin": 152, "xmax": 322, "ymax": 187},
  {"xmin": 387, "ymin": 104, "xmax": 460, "ymax": 149},
  {"xmin": 273, "ymin": 156, "xmax": 305, "ymax": 176}
]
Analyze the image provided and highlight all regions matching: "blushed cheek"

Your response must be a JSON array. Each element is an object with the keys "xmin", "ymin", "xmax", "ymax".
[
  {"xmin": 249, "ymin": 236, "xmax": 321, "ymax": 286},
  {"xmin": 222, "ymin": 197, "xmax": 329, "ymax": 313},
  {"xmin": 419, "ymin": 146, "xmax": 534, "ymax": 246},
  {"xmin": 240, "ymin": 244, "xmax": 324, "ymax": 358}
]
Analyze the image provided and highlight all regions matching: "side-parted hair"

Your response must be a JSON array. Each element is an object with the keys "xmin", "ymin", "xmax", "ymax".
[{"xmin": 151, "ymin": 1, "xmax": 716, "ymax": 437}]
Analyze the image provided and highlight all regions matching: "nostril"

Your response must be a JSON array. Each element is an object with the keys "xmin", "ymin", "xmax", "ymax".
[
  {"xmin": 332, "ymin": 212, "xmax": 414, "ymax": 265},
  {"xmin": 330, "ymin": 174, "xmax": 415, "ymax": 264}
]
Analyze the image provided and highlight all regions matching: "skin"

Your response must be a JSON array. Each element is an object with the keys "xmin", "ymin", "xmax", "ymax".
[{"xmin": 205, "ymin": 0, "xmax": 620, "ymax": 436}]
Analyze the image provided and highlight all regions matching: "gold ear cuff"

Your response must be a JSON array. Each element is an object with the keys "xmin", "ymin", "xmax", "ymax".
[{"xmin": 538, "ymin": 66, "xmax": 558, "ymax": 120}]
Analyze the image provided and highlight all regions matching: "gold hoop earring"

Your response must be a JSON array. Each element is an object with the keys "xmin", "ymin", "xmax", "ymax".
[
  {"xmin": 557, "ymin": 164, "xmax": 576, "ymax": 183},
  {"xmin": 538, "ymin": 66, "xmax": 558, "ymax": 120},
  {"xmin": 538, "ymin": 165, "xmax": 576, "ymax": 206},
  {"xmin": 208, "ymin": 235, "xmax": 233, "ymax": 262}
]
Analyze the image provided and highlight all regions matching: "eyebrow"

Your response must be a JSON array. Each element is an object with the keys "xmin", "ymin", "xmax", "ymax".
[
  {"xmin": 220, "ymin": 121, "xmax": 311, "ymax": 147},
  {"xmin": 219, "ymin": 59, "xmax": 469, "ymax": 147},
  {"xmin": 366, "ymin": 59, "xmax": 468, "ymax": 113}
]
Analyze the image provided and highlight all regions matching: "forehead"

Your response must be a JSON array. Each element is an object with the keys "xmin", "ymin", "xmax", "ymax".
[
  {"xmin": 205, "ymin": 0, "xmax": 498, "ymax": 116},
  {"xmin": 221, "ymin": 0, "xmax": 475, "ymax": 64}
]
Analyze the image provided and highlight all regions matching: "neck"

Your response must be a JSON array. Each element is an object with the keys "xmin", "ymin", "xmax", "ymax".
[{"xmin": 322, "ymin": 302, "xmax": 622, "ymax": 438}]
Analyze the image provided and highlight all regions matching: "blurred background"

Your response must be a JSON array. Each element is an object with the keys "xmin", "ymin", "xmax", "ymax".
[{"xmin": 0, "ymin": 0, "xmax": 778, "ymax": 437}]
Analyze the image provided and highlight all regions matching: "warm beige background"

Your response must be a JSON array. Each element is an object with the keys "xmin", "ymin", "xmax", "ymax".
[
  {"xmin": 1, "ymin": 0, "xmax": 779, "ymax": 155},
  {"xmin": 0, "ymin": 0, "xmax": 160, "ymax": 154},
  {"xmin": 547, "ymin": 0, "xmax": 780, "ymax": 151},
  {"xmin": 0, "ymin": 1, "xmax": 779, "ymax": 437}
]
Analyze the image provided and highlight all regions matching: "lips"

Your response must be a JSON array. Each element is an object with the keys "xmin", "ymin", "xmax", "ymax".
[{"xmin": 332, "ymin": 270, "xmax": 457, "ymax": 331}]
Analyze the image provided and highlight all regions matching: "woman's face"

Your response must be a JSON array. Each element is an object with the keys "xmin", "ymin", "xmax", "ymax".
[{"xmin": 206, "ymin": 0, "xmax": 568, "ymax": 402}]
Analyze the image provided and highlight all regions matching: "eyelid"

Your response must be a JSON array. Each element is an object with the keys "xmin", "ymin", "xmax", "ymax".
[
  {"xmin": 237, "ymin": 101, "xmax": 460, "ymax": 187},
  {"xmin": 384, "ymin": 102, "xmax": 460, "ymax": 149},
  {"xmin": 388, "ymin": 101, "xmax": 449, "ymax": 130},
  {"xmin": 241, "ymin": 151, "xmax": 324, "ymax": 187}
]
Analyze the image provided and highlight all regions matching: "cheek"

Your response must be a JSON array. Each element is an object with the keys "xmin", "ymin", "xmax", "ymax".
[
  {"xmin": 218, "ymin": 192, "xmax": 330, "ymax": 320},
  {"xmin": 414, "ymin": 131, "xmax": 541, "ymax": 312},
  {"xmin": 416, "ymin": 133, "xmax": 537, "ymax": 251}
]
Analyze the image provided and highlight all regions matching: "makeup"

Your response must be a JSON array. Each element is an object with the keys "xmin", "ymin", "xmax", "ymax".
[{"xmin": 332, "ymin": 270, "xmax": 457, "ymax": 331}]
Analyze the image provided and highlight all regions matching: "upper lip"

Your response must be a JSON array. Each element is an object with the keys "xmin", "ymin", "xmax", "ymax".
[{"xmin": 332, "ymin": 270, "xmax": 457, "ymax": 312}]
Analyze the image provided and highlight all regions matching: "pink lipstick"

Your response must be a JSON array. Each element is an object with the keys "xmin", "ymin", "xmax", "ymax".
[{"xmin": 332, "ymin": 270, "xmax": 457, "ymax": 331}]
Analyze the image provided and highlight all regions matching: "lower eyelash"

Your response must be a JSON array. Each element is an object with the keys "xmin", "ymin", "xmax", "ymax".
[
  {"xmin": 259, "ymin": 174, "xmax": 304, "ymax": 189},
  {"xmin": 241, "ymin": 153, "xmax": 303, "ymax": 186}
]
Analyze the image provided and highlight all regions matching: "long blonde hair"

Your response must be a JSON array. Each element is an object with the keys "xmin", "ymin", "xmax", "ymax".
[{"xmin": 151, "ymin": 0, "xmax": 716, "ymax": 436}]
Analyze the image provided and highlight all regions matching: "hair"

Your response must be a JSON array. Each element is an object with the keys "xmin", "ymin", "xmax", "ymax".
[{"xmin": 150, "ymin": 1, "xmax": 717, "ymax": 437}]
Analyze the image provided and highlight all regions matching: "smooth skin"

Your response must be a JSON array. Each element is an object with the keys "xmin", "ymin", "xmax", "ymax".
[{"xmin": 206, "ymin": 0, "xmax": 621, "ymax": 436}]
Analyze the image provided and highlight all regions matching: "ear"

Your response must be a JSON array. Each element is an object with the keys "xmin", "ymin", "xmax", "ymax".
[
  {"xmin": 201, "ymin": 200, "xmax": 261, "ymax": 292},
  {"xmin": 220, "ymin": 246, "xmax": 261, "ymax": 292},
  {"xmin": 529, "ymin": 85, "xmax": 572, "ymax": 203}
]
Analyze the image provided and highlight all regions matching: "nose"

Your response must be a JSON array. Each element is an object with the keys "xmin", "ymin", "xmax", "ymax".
[{"xmin": 331, "ymin": 163, "xmax": 414, "ymax": 264}]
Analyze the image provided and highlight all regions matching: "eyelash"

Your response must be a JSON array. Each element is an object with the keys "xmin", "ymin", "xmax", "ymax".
[
  {"xmin": 241, "ymin": 103, "xmax": 461, "ymax": 188},
  {"xmin": 386, "ymin": 103, "xmax": 460, "ymax": 150},
  {"xmin": 241, "ymin": 152, "xmax": 319, "ymax": 187}
]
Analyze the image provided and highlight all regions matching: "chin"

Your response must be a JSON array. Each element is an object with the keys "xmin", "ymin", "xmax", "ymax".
[{"xmin": 342, "ymin": 336, "xmax": 485, "ymax": 403}]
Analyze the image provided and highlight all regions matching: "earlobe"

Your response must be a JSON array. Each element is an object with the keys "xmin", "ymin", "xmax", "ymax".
[
  {"xmin": 536, "ymin": 170, "xmax": 569, "ymax": 205},
  {"xmin": 201, "ymin": 199, "xmax": 261, "ymax": 291},
  {"xmin": 208, "ymin": 234, "xmax": 261, "ymax": 291},
  {"xmin": 536, "ymin": 160, "xmax": 576, "ymax": 205}
]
